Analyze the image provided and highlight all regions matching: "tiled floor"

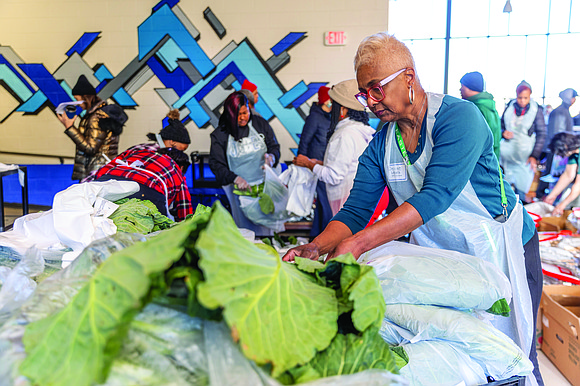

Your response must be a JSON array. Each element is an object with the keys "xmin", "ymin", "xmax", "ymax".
[{"xmin": 538, "ymin": 349, "xmax": 572, "ymax": 385}]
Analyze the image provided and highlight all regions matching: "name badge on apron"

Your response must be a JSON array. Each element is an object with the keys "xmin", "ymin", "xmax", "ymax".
[{"xmin": 388, "ymin": 162, "xmax": 408, "ymax": 182}]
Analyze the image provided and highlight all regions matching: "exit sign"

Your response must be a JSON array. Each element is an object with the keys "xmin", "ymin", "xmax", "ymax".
[{"xmin": 324, "ymin": 31, "xmax": 347, "ymax": 46}]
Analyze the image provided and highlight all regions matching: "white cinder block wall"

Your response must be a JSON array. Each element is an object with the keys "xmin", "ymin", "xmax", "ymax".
[{"xmin": 0, "ymin": 0, "xmax": 388, "ymax": 164}]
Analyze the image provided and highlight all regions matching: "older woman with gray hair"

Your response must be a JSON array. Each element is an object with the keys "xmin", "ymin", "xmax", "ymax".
[{"xmin": 283, "ymin": 32, "xmax": 543, "ymax": 386}]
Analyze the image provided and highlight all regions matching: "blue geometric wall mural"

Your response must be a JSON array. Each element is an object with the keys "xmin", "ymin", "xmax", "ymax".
[{"xmin": 0, "ymin": 0, "xmax": 336, "ymax": 150}]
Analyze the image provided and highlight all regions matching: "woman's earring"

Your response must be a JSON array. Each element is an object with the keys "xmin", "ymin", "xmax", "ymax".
[{"xmin": 409, "ymin": 87, "xmax": 415, "ymax": 104}]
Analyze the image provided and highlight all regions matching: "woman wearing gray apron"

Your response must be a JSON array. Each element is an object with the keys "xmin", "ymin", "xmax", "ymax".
[
  {"xmin": 209, "ymin": 91, "xmax": 281, "ymax": 236},
  {"xmin": 500, "ymin": 81, "xmax": 546, "ymax": 201},
  {"xmin": 283, "ymin": 33, "xmax": 543, "ymax": 386}
]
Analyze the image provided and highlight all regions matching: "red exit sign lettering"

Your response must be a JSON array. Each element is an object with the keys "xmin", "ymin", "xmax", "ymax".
[{"xmin": 324, "ymin": 31, "xmax": 347, "ymax": 46}]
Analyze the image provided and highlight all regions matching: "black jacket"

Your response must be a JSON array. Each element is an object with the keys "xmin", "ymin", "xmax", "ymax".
[
  {"xmin": 297, "ymin": 104, "xmax": 331, "ymax": 160},
  {"xmin": 209, "ymin": 114, "xmax": 281, "ymax": 186}
]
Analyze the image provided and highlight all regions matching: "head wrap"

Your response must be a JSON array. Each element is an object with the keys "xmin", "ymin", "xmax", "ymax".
[
  {"xmin": 328, "ymin": 79, "xmax": 365, "ymax": 111},
  {"xmin": 71, "ymin": 74, "xmax": 96, "ymax": 96},
  {"xmin": 241, "ymin": 79, "xmax": 257, "ymax": 92},
  {"xmin": 460, "ymin": 71, "xmax": 484, "ymax": 93}
]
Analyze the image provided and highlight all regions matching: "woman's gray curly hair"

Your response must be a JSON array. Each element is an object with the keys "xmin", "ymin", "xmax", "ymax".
[{"xmin": 354, "ymin": 32, "xmax": 417, "ymax": 76}]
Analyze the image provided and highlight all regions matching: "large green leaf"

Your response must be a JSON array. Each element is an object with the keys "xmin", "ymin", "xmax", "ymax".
[
  {"xmin": 111, "ymin": 198, "xmax": 173, "ymax": 234},
  {"xmin": 348, "ymin": 264, "xmax": 386, "ymax": 332},
  {"xmin": 19, "ymin": 215, "xmax": 210, "ymax": 386},
  {"xmin": 195, "ymin": 204, "xmax": 338, "ymax": 376},
  {"xmin": 307, "ymin": 327, "xmax": 399, "ymax": 378}
]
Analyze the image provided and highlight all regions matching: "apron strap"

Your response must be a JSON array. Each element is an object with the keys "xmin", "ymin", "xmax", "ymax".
[{"xmin": 499, "ymin": 164, "xmax": 509, "ymax": 219}]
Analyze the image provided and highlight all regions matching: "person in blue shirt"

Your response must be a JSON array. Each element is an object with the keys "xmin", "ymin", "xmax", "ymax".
[{"xmin": 283, "ymin": 32, "xmax": 543, "ymax": 386}]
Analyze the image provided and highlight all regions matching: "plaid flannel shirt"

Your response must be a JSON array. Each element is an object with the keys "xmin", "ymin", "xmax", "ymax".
[{"xmin": 95, "ymin": 145, "xmax": 193, "ymax": 221}]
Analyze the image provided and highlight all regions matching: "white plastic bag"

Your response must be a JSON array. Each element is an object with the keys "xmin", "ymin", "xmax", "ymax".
[
  {"xmin": 383, "ymin": 303, "xmax": 533, "ymax": 381},
  {"xmin": 398, "ymin": 341, "xmax": 487, "ymax": 386},
  {"xmin": 360, "ymin": 241, "xmax": 512, "ymax": 311},
  {"xmin": 278, "ymin": 165, "xmax": 317, "ymax": 217},
  {"xmin": 240, "ymin": 166, "xmax": 291, "ymax": 232}
]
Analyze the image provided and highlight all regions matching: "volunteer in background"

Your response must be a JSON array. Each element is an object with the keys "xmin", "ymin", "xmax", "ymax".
[
  {"xmin": 94, "ymin": 144, "xmax": 192, "ymax": 221},
  {"xmin": 241, "ymin": 79, "xmax": 259, "ymax": 105},
  {"xmin": 459, "ymin": 71, "xmax": 502, "ymax": 160},
  {"xmin": 293, "ymin": 79, "xmax": 375, "ymax": 215},
  {"xmin": 283, "ymin": 32, "xmax": 542, "ymax": 386},
  {"xmin": 57, "ymin": 74, "xmax": 127, "ymax": 181},
  {"xmin": 297, "ymin": 86, "xmax": 332, "ymax": 235},
  {"xmin": 543, "ymin": 132, "xmax": 580, "ymax": 215},
  {"xmin": 500, "ymin": 80, "xmax": 546, "ymax": 201},
  {"xmin": 209, "ymin": 91, "xmax": 280, "ymax": 235}
]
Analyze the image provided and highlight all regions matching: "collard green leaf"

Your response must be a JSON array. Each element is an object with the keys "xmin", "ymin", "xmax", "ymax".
[
  {"xmin": 349, "ymin": 264, "xmax": 386, "ymax": 332},
  {"xmin": 307, "ymin": 327, "xmax": 399, "ymax": 378},
  {"xmin": 111, "ymin": 198, "xmax": 173, "ymax": 234},
  {"xmin": 258, "ymin": 192, "xmax": 275, "ymax": 214},
  {"xmin": 19, "ymin": 215, "xmax": 209, "ymax": 386},
  {"xmin": 487, "ymin": 298, "xmax": 510, "ymax": 316},
  {"xmin": 295, "ymin": 256, "xmax": 326, "ymax": 273},
  {"xmin": 195, "ymin": 204, "xmax": 338, "ymax": 377},
  {"xmin": 391, "ymin": 346, "xmax": 409, "ymax": 369}
]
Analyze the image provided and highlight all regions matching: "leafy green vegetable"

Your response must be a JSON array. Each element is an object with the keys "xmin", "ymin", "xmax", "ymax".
[
  {"xmin": 282, "ymin": 327, "xmax": 398, "ymax": 383},
  {"xmin": 295, "ymin": 256, "xmax": 326, "ymax": 273},
  {"xmin": 19, "ymin": 213, "xmax": 211, "ymax": 386},
  {"xmin": 195, "ymin": 204, "xmax": 339, "ymax": 377},
  {"xmin": 391, "ymin": 346, "xmax": 409, "ymax": 369},
  {"xmin": 233, "ymin": 183, "xmax": 264, "ymax": 197},
  {"xmin": 487, "ymin": 298, "xmax": 511, "ymax": 317},
  {"xmin": 111, "ymin": 198, "xmax": 173, "ymax": 234},
  {"xmin": 258, "ymin": 192, "xmax": 275, "ymax": 214}
]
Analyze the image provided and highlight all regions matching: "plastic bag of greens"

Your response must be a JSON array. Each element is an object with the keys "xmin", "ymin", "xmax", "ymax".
[
  {"xmin": 397, "ymin": 341, "xmax": 487, "ymax": 386},
  {"xmin": 359, "ymin": 241, "xmax": 512, "ymax": 313},
  {"xmin": 0, "ymin": 232, "xmax": 146, "ymax": 386},
  {"xmin": 202, "ymin": 320, "xmax": 408, "ymax": 386},
  {"xmin": 0, "ymin": 248, "xmax": 45, "ymax": 324},
  {"xmin": 383, "ymin": 303, "xmax": 533, "ymax": 380},
  {"xmin": 239, "ymin": 166, "xmax": 291, "ymax": 232}
]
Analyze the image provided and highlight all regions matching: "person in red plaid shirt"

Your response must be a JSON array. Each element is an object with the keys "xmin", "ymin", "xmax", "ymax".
[{"xmin": 94, "ymin": 110, "xmax": 193, "ymax": 221}]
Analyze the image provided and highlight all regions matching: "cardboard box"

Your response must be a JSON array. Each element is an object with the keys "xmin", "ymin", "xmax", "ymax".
[
  {"xmin": 541, "ymin": 285, "xmax": 580, "ymax": 386},
  {"xmin": 536, "ymin": 210, "xmax": 578, "ymax": 232}
]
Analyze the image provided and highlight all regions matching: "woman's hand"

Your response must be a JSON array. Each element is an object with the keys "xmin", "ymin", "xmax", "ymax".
[
  {"xmin": 282, "ymin": 242, "xmax": 320, "ymax": 262},
  {"xmin": 234, "ymin": 176, "xmax": 250, "ymax": 191},
  {"xmin": 543, "ymin": 195, "xmax": 556, "ymax": 205},
  {"xmin": 57, "ymin": 113, "xmax": 76, "ymax": 129},
  {"xmin": 264, "ymin": 153, "xmax": 275, "ymax": 168},
  {"xmin": 503, "ymin": 130, "xmax": 514, "ymax": 140},
  {"xmin": 325, "ymin": 236, "xmax": 364, "ymax": 261},
  {"xmin": 527, "ymin": 157, "xmax": 537, "ymax": 171},
  {"xmin": 552, "ymin": 203, "xmax": 566, "ymax": 216},
  {"xmin": 293, "ymin": 154, "xmax": 318, "ymax": 170}
]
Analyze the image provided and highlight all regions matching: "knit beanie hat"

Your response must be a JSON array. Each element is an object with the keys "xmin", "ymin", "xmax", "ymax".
[
  {"xmin": 159, "ymin": 110, "xmax": 191, "ymax": 144},
  {"xmin": 460, "ymin": 71, "xmax": 484, "ymax": 92},
  {"xmin": 516, "ymin": 80, "xmax": 532, "ymax": 95},
  {"xmin": 241, "ymin": 79, "xmax": 257, "ymax": 92},
  {"xmin": 559, "ymin": 88, "xmax": 578, "ymax": 105},
  {"xmin": 72, "ymin": 74, "xmax": 96, "ymax": 96},
  {"xmin": 318, "ymin": 86, "xmax": 330, "ymax": 104},
  {"xmin": 328, "ymin": 79, "xmax": 365, "ymax": 111}
]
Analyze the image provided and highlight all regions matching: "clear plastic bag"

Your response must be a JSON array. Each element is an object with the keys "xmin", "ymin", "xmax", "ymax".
[
  {"xmin": 240, "ymin": 166, "xmax": 291, "ymax": 232},
  {"xmin": 382, "ymin": 303, "xmax": 533, "ymax": 381},
  {"xmin": 278, "ymin": 165, "xmax": 317, "ymax": 217},
  {"xmin": 360, "ymin": 241, "xmax": 512, "ymax": 311}
]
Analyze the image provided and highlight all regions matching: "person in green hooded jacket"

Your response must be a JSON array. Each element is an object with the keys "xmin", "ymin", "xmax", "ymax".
[{"xmin": 460, "ymin": 71, "xmax": 502, "ymax": 160}]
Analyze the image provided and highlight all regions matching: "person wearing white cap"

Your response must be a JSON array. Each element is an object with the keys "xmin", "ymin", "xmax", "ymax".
[{"xmin": 293, "ymin": 79, "xmax": 375, "ymax": 215}]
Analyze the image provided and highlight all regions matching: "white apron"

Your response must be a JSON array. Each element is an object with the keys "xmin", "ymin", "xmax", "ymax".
[
  {"xmin": 226, "ymin": 123, "xmax": 267, "ymax": 185},
  {"xmin": 384, "ymin": 93, "xmax": 535, "ymax": 385},
  {"xmin": 500, "ymin": 100, "xmax": 538, "ymax": 194}
]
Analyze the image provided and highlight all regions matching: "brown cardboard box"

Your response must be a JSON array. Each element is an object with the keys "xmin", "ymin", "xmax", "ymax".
[
  {"xmin": 536, "ymin": 210, "xmax": 578, "ymax": 232},
  {"xmin": 541, "ymin": 285, "xmax": 580, "ymax": 386}
]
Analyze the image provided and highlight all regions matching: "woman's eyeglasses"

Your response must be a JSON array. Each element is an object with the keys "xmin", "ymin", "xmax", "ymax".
[{"xmin": 355, "ymin": 68, "xmax": 407, "ymax": 107}]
